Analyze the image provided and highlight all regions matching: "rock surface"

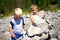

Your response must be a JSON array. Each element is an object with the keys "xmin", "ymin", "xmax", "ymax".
[{"xmin": 0, "ymin": 10, "xmax": 60, "ymax": 40}]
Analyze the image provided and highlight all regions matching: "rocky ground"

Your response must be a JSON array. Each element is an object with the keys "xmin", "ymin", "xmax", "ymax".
[{"xmin": 0, "ymin": 10, "xmax": 60, "ymax": 40}]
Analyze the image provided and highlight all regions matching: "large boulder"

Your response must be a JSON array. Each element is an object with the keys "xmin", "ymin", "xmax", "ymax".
[{"xmin": 27, "ymin": 25, "xmax": 43, "ymax": 36}]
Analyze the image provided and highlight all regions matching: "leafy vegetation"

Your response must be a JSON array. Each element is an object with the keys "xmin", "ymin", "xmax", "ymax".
[{"xmin": 0, "ymin": 0, "xmax": 60, "ymax": 18}]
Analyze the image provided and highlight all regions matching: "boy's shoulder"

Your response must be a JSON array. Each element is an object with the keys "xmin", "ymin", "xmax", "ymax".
[
  {"xmin": 21, "ymin": 17, "xmax": 24, "ymax": 19},
  {"xmin": 10, "ymin": 17, "xmax": 24, "ymax": 24},
  {"xmin": 20, "ymin": 17, "xmax": 24, "ymax": 22}
]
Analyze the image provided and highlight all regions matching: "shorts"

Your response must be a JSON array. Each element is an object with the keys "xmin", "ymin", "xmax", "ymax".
[{"xmin": 11, "ymin": 33, "xmax": 23, "ymax": 40}]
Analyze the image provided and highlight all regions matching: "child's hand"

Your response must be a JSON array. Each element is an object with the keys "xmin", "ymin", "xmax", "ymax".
[{"xmin": 11, "ymin": 33, "xmax": 16, "ymax": 38}]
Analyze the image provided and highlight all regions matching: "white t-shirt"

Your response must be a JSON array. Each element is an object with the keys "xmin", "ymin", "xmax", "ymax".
[
  {"xmin": 31, "ymin": 15, "xmax": 45, "ymax": 24},
  {"xmin": 9, "ymin": 17, "xmax": 25, "ymax": 34}
]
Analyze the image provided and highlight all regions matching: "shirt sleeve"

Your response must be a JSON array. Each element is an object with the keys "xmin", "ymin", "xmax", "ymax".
[
  {"xmin": 23, "ymin": 19, "xmax": 25, "ymax": 25},
  {"xmin": 22, "ymin": 17, "xmax": 25, "ymax": 25},
  {"xmin": 9, "ymin": 21, "xmax": 12, "ymax": 27}
]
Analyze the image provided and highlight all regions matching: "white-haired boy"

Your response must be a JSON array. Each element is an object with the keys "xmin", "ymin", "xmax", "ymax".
[{"xmin": 9, "ymin": 8, "xmax": 26, "ymax": 40}]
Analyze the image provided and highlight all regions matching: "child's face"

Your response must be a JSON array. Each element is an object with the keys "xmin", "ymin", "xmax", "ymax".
[
  {"xmin": 14, "ymin": 13, "xmax": 22, "ymax": 20},
  {"xmin": 31, "ymin": 8, "xmax": 38, "ymax": 14}
]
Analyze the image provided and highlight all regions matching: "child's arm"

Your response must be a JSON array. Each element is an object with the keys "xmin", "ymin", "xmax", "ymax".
[
  {"xmin": 9, "ymin": 26, "xmax": 15, "ymax": 38},
  {"xmin": 23, "ymin": 25, "xmax": 26, "ymax": 32},
  {"xmin": 30, "ymin": 15, "xmax": 38, "ymax": 27},
  {"xmin": 30, "ymin": 15, "xmax": 35, "ymax": 23}
]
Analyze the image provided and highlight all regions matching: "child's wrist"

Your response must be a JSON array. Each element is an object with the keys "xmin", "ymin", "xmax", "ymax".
[{"xmin": 11, "ymin": 32, "xmax": 14, "ymax": 35}]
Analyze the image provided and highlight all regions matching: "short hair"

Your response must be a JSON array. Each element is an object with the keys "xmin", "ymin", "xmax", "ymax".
[
  {"xmin": 31, "ymin": 5, "xmax": 37, "ymax": 9},
  {"xmin": 14, "ymin": 8, "xmax": 22, "ymax": 15}
]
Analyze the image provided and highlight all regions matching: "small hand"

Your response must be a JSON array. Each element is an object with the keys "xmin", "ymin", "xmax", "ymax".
[{"xmin": 11, "ymin": 33, "xmax": 16, "ymax": 38}]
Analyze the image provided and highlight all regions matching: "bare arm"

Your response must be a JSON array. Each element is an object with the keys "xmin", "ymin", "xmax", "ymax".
[
  {"xmin": 23, "ymin": 24, "xmax": 26, "ymax": 32},
  {"xmin": 9, "ymin": 26, "xmax": 15, "ymax": 38},
  {"xmin": 30, "ymin": 15, "xmax": 38, "ymax": 27},
  {"xmin": 30, "ymin": 15, "xmax": 35, "ymax": 23}
]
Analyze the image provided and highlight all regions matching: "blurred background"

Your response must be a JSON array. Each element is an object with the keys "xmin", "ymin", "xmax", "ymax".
[{"xmin": 0, "ymin": 0, "xmax": 60, "ymax": 18}]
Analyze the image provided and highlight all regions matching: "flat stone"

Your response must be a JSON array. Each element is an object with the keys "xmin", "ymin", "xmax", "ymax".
[{"xmin": 50, "ymin": 38, "xmax": 57, "ymax": 40}]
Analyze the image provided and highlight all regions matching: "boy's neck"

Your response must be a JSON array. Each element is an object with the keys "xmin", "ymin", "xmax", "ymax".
[
  {"xmin": 33, "ymin": 12, "xmax": 38, "ymax": 15},
  {"xmin": 14, "ymin": 17, "xmax": 21, "ymax": 20}
]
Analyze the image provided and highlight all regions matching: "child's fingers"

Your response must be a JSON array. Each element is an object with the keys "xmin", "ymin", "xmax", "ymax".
[{"xmin": 11, "ymin": 33, "xmax": 16, "ymax": 38}]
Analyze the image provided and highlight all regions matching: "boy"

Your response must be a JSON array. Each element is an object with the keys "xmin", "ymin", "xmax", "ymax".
[
  {"xmin": 27, "ymin": 5, "xmax": 49, "ymax": 38},
  {"xmin": 30, "ymin": 5, "xmax": 44, "ymax": 26},
  {"xmin": 9, "ymin": 8, "xmax": 26, "ymax": 40},
  {"xmin": 27, "ymin": 5, "xmax": 44, "ymax": 36}
]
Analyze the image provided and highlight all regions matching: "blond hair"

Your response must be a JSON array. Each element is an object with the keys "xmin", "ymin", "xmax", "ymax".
[
  {"xmin": 14, "ymin": 8, "xmax": 22, "ymax": 16},
  {"xmin": 31, "ymin": 5, "xmax": 37, "ymax": 9}
]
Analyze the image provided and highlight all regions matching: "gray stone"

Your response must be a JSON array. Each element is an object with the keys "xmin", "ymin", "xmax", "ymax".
[
  {"xmin": 49, "ymin": 28, "xmax": 58, "ymax": 38},
  {"xmin": 50, "ymin": 38, "xmax": 57, "ymax": 40},
  {"xmin": 38, "ymin": 10, "xmax": 45, "ymax": 18},
  {"xmin": 4, "ymin": 32, "xmax": 11, "ymax": 40},
  {"xmin": 58, "ymin": 31, "xmax": 60, "ymax": 40}
]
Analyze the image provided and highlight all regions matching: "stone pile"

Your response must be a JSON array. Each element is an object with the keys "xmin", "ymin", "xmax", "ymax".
[{"xmin": 0, "ymin": 10, "xmax": 60, "ymax": 40}]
